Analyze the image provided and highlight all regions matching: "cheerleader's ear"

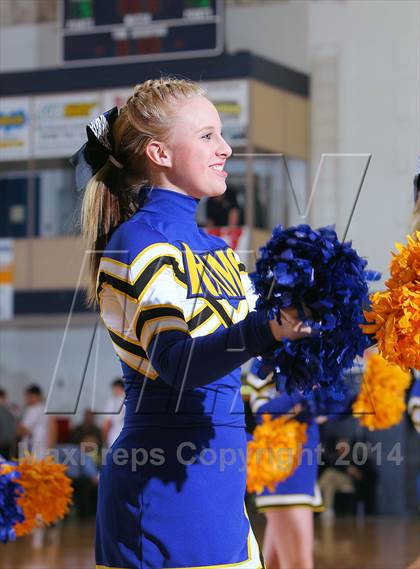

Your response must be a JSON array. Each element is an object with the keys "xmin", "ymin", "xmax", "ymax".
[{"xmin": 145, "ymin": 140, "xmax": 172, "ymax": 169}]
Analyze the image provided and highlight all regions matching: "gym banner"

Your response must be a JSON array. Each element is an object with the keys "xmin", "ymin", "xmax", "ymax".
[
  {"xmin": 0, "ymin": 97, "xmax": 31, "ymax": 161},
  {"xmin": 33, "ymin": 92, "xmax": 101, "ymax": 158}
]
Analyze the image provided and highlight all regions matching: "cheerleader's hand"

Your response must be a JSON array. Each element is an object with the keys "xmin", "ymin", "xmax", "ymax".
[{"xmin": 268, "ymin": 306, "xmax": 312, "ymax": 342}]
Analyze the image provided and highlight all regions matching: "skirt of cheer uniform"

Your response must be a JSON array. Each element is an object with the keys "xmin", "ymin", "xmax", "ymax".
[
  {"xmin": 254, "ymin": 422, "xmax": 323, "ymax": 512},
  {"xmin": 96, "ymin": 402, "xmax": 263, "ymax": 568},
  {"xmin": 245, "ymin": 360, "xmax": 325, "ymax": 513}
]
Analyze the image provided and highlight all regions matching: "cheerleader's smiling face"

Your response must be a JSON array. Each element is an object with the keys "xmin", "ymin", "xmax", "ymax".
[{"xmin": 145, "ymin": 95, "xmax": 232, "ymax": 199}]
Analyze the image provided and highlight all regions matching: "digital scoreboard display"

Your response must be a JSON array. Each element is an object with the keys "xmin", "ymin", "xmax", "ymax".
[{"xmin": 61, "ymin": 0, "xmax": 223, "ymax": 66}]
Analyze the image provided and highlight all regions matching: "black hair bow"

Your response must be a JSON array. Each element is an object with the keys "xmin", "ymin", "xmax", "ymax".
[{"xmin": 69, "ymin": 106, "xmax": 121, "ymax": 191}]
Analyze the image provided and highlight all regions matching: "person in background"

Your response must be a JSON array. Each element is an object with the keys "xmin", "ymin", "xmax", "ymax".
[
  {"xmin": 17, "ymin": 384, "xmax": 56, "ymax": 458},
  {"xmin": 318, "ymin": 437, "xmax": 363, "ymax": 520},
  {"xmin": 56, "ymin": 433, "xmax": 99, "ymax": 519},
  {"xmin": 206, "ymin": 185, "xmax": 240, "ymax": 227},
  {"xmin": 0, "ymin": 387, "xmax": 16, "ymax": 459},
  {"xmin": 102, "ymin": 378, "xmax": 125, "ymax": 448},
  {"xmin": 17, "ymin": 384, "xmax": 58, "ymax": 550},
  {"xmin": 71, "ymin": 408, "xmax": 103, "ymax": 451}
]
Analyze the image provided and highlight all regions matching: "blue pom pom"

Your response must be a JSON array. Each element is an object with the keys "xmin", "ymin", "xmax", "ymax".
[
  {"xmin": 0, "ymin": 458, "xmax": 25, "ymax": 543},
  {"xmin": 250, "ymin": 224, "xmax": 379, "ymax": 397}
]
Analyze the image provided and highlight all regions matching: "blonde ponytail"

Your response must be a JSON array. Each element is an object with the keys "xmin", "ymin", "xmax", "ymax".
[{"xmin": 81, "ymin": 160, "xmax": 139, "ymax": 305}]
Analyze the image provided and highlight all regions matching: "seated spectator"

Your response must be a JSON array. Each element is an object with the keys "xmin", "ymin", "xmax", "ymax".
[
  {"xmin": 319, "ymin": 437, "xmax": 362, "ymax": 519},
  {"xmin": 0, "ymin": 388, "xmax": 16, "ymax": 460},
  {"xmin": 70, "ymin": 409, "xmax": 103, "ymax": 450},
  {"xmin": 55, "ymin": 435, "xmax": 99, "ymax": 519}
]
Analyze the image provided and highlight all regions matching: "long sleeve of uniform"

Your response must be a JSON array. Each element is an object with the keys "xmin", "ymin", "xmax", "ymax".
[
  {"xmin": 256, "ymin": 393, "xmax": 301, "ymax": 416},
  {"xmin": 318, "ymin": 391, "xmax": 357, "ymax": 422},
  {"xmin": 147, "ymin": 309, "xmax": 277, "ymax": 389},
  {"xmin": 243, "ymin": 361, "xmax": 297, "ymax": 416},
  {"xmin": 244, "ymin": 355, "xmax": 357, "ymax": 425},
  {"xmin": 244, "ymin": 368, "xmax": 301, "ymax": 422}
]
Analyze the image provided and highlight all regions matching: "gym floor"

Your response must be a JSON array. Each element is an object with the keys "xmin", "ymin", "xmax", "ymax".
[{"xmin": 1, "ymin": 515, "xmax": 419, "ymax": 569}]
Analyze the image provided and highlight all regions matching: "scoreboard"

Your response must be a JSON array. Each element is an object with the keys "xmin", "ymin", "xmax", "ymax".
[{"xmin": 61, "ymin": 0, "xmax": 224, "ymax": 66}]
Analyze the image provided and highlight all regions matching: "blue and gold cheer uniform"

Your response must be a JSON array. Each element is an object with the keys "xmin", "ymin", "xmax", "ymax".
[
  {"xmin": 245, "ymin": 360, "xmax": 354, "ymax": 512},
  {"xmin": 95, "ymin": 188, "xmax": 276, "ymax": 569},
  {"xmin": 245, "ymin": 362, "xmax": 322, "ymax": 511}
]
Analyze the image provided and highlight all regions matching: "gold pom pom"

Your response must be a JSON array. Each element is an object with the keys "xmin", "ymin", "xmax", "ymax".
[
  {"xmin": 352, "ymin": 353, "xmax": 411, "ymax": 430},
  {"xmin": 247, "ymin": 415, "xmax": 307, "ymax": 494},
  {"xmin": 388, "ymin": 232, "xmax": 420, "ymax": 289},
  {"xmin": 362, "ymin": 232, "xmax": 420, "ymax": 371},
  {"xmin": 13, "ymin": 456, "xmax": 73, "ymax": 537}
]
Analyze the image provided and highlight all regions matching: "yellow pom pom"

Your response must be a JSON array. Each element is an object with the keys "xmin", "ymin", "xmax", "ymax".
[
  {"xmin": 13, "ymin": 456, "xmax": 73, "ymax": 537},
  {"xmin": 352, "ymin": 354, "xmax": 411, "ymax": 430},
  {"xmin": 388, "ymin": 232, "xmax": 420, "ymax": 289},
  {"xmin": 247, "ymin": 415, "xmax": 307, "ymax": 494},
  {"xmin": 362, "ymin": 232, "xmax": 420, "ymax": 370}
]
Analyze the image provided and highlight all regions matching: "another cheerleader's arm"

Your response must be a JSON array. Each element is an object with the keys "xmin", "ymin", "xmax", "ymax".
[
  {"xmin": 244, "ymin": 362, "xmax": 302, "ymax": 420},
  {"xmin": 318, "ymin": 391, "xmax": 358, "ymax": 424},
  {"xmin": 255, "ymin": 392, "xmax": 303, "ymax": 419}
]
